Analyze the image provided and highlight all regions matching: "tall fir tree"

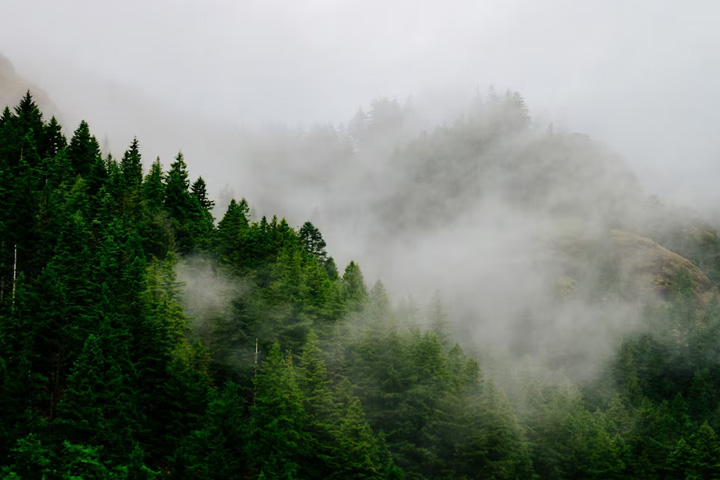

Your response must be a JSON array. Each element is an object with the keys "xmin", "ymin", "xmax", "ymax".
[{"xmin": 121, "ymin": 137, "xmax": 143, "ymax": 188}]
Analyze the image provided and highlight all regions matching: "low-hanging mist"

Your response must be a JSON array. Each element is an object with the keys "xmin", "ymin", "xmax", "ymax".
[
  {"xmin": 4, "ymin": 69, "xmax": 720, "ymax": 478},
  {"xmin": 104, "ymin": 86, "xmax": 709, "ymax": 399},
  {"xmin": 185, "ymin": 92, "xmax": 688, "ymax": 382}
]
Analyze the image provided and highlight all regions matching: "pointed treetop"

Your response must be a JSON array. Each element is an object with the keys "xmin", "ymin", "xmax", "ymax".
[
  {"xmin": 143, "ymin": 157, "xmax": 165, "ymax": 211},
  {"xmin": 43, "ymin": 116, "xmax": 67, "ymax": 157},
  {"xmin": 191, "ymin": 176, "xmax": 215, "ymax": 210},
  {"xmin": 299, "ymin": 221, "xmax": 327, "ymax": 262},
  {"xmin": 0, "ymin": 106, "xmax": 13, "ymax": 124},
  {"xmin": 121, "ymin": 137, "xmax": 143, "ymax": 187},
  {"xmin": 14, "ymin": 90, "xmax": 42, "ymax": 120},
  {"xmin": 68, "ymin": 120, "xmax": 102, "ymax": 178}
]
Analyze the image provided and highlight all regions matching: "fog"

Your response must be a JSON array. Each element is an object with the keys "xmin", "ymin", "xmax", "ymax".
[
  {"xmin": 2, "ymin": 1, "xmax": 720, "ymax": 378},
  {"xmin": 4, "ymin": 1, "xmax": 720, "ymax": 197}
]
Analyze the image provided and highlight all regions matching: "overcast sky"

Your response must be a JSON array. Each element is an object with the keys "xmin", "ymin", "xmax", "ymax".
[{"xmin": 2, "ymin": 0, "xmax": 720, "ymax": 203}]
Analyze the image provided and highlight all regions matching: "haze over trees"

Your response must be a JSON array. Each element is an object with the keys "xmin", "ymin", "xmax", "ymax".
[{"xmin": 3, "ymin": 90, "xmax": 720, "ymax": 479}]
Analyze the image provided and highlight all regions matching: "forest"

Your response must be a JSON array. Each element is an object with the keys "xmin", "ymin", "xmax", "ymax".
[{"xmin": 3, "ymin": 90, "xmax": 720, "ymax": 480}]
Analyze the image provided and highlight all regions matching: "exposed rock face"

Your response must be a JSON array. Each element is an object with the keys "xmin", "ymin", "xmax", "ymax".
[
  {"xmin": 609, "ymin": 229, "xmax": 714, "ymax": 302},
  {"xmin": 0, "ymin": 51, "xmax": 15, "ymax": 75},
  {"xmin": 0, "ymin": 52, "xmax": 56, "ymax": 116},
  {"xmin": 551, "ymin": 229, "xmax": 715, "ymax": 305}
]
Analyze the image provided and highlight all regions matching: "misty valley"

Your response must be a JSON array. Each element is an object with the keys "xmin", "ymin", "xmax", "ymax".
[{"xmin": 3, "ymin": 84, "xmax": 720, "ymax": 480}]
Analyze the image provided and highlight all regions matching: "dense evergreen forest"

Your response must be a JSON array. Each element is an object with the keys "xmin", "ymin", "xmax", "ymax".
[{"xmin": 3, "ymin": 91, "xmax": 720, "ymax": 479}]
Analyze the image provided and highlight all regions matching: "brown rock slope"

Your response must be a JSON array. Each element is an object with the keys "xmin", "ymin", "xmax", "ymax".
[
  {"xmin": 0, "ymin": 52, "xmax": 55, "ymax": 114},
  {"xmin": 551, "ymin": 229, "xmax": 715, "ymax": 305},
  {"xmin": 609, "ymin": 229, "xmax": 714, "ymax": 302}
]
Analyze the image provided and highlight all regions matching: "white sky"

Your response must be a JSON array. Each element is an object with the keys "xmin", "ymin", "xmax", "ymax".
[{"xmin": 2, "ymin": 0, "xmax": 720, "ymax": 203}]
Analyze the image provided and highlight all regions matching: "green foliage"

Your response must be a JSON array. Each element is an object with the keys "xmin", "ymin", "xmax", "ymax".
[
  {"xmin": 6, "ymin": 91, "xmax": 720, "ymax": 480},
  {"xmin": 55, "ymin": 328, "xmax": 142, "ymax": 461},
  {"xmin": 173, "ymin": 382, "xmax": 248, "ymax": 479},
  {"xmin": 121, "ymin": 137, "xmax": 143, "ymax": 188},
  {"xmin": 300, "ymin": 221, "xmax": 328, "ymax": 262},
  {"xmin": 191, "ymin": 176, "xmax": 214, "ymax": 210},
  {"xmin": 342, "ymin": 260, "xmax": 368, "ymax": 311},
  {"xmin": 250, "ymin": 343, "xmax": 308, "ymax": 479},
  {"xmin": 67, "ymin": 120, "xmax": 102, "ymax": 180}
]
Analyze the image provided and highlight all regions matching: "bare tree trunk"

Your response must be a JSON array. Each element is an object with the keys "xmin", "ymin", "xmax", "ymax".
[
  {"xmin": 11, "ymin": 244, "xmax": 17, "ymax": 306},
  {"xmin": 253, "ymin": 338, "xmax": 259, "ymax": 405}
]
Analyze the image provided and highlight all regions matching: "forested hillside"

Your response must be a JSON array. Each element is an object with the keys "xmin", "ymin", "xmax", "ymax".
[{"xmin": 3, "ymin": 91, "xmax": 720, "ymax": 479}]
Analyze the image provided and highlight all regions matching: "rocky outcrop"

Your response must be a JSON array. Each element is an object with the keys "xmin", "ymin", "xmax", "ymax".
[{"xmin": 0, "ymin": 52, "xmax": 55, "ymax": 115}]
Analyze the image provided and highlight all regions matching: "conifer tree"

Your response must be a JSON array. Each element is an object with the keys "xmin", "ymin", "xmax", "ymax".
[
  {"xmin": 55, "ymin": 326, "xmax": 143, "ymax": 463},
  {"xmin": 164, "ymin": 152, "xmax": 192, "ymax": 218},
  {"xmin": 250, "ymin": 343, "xmax": 308, "ymax": 479},
  {"xmin": 41, "ymin": 116, "xmax": 66, "ymax": 158},
  {"xmin": 332, "ymin": 397, "xmax": 385, "ymax": 479},
  {"xmin": 121, "ymin": 137, "xmax": 143, "ymax": 188},
  {"xmin": 67, "ymin": 120, "xmax": 101, "ymax": 180},
  {"xmin": 143, "ymin": 157, "xmax": 165, "ymax": 212},
  {"xmin": 343, "ymin": 261, "xmax": 368, "ymax": 310},
  {"xmin": 13, "ymin": 92, "xmax": 44, "ymax": 163},
  {"xmin": 173, "ymin": 382, "xmax": 247, "ymax": 479},
  {"xmin": 139, "ymin": 157, "xmax": 174, "ymax": 258},
  {"xmin": 164, "ymin": 152, "xmax": 202, "ymax": 252},
  {"xmin": 299, "ymin": 221, "xmax": 328, "ymax": 263},
  {"xmin": 299, "ymin": 330, "xmax": 335, "ymax": 422},
  {"xmin": 191, "ymin": 176, "xmax": 214, "ymax": 210},
  {"xmin": 215, "ymin": 198, "xmax": 250, "ymax": 266},
  {"xmin": 685, "ymin": 421, "xmax": 720, "ymax": 479}
]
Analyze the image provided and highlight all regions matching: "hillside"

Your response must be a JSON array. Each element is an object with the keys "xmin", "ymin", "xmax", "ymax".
[
  {"xmin": 0, "ymin": 52, "xmax": 55, "ymax": 117},
  {"xmin": 2, "ymin": 88, "xmax": 720, "ymax": 479}
]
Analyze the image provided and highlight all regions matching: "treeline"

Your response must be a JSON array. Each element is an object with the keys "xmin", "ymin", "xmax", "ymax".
[
  {"xmin": 0, "ymin": 92, "xmax": 523, "ymax": 479},
  {"xmin": 3, "ymin": 92, "xmax": 720, "ymax": 479}
]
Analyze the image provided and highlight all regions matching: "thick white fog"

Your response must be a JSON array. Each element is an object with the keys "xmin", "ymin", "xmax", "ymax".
[
  {"xmin": 2, "ymin": 0, "xmax": 720, "ymax": 202},
  {"xmin": 2, "ymin": 0, "xmax": 720, "ymax": 377}
]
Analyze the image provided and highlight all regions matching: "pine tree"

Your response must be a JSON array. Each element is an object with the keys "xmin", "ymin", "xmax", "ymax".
[
  {"xmin": 164, "ymin": 152, "xmax": 192, "ymax": 219},
  {"xmin": 191, "ymin": 176, "xmax": 214, "ymax": 210},
  {"xmin": 41, "ymin": 116, "xmax": 67, "ymax": 159},
  {"xmin": 164, "ymin": 152, "xmax": 200, "ymax": 252},
  {"xmin": 343, "ymin": 261, "xmax": 368, "ymax": 310},
  {"xmin": 686, "ymin": 421, "xmax": 720, "ymax": 479},
  {"xmin": 139, "ymin": 157, "xmax": 174, "ymax": 258},
  {"xmin": 173, "ymin": 382, "xmax": 248, "ymax": 479},
  {"xmin": 13, "ymin": 92, "xmax": 44, "ymax": 164},
  {"xmin": 299, "ymin": 221, "xmax": 328, "ymax": 263},
  {"xmin": 142, "ymin": 157, "xmax": 165, "ymax": 212},
  {"xmin": 250, "ymin": 343, "xmax": 308, "ymax": 479},
  {"xmin": 215, "ymin": 198, "xmax": 250, "ymax": 267},
  {"xmin": 67, "ymin": 120, "xmax": 102, "ymax": 180},
  {"xmin": 55, "ymin": 326, "xmax": 142, "ymax": 463},
  {"xmin": 332, "ymin": 397, "xmax": 384, "ymax": 479},
  {"xmin": 121, "ymin": 137, "xmax": 143, "ymax": 188}
]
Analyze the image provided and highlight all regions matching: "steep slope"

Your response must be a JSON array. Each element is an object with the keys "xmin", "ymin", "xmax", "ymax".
[
  {"xmin": 552, "ymin": 229, "xmax": 715, "ymax": 304},
  {"xmin": 0, "ymin": 52, "xmax": 55, "ymax": 115}
]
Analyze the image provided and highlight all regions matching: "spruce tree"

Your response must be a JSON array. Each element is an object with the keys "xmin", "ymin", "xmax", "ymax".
[
  {"xmin": 67, "ymin": 120, "xmax": 101, "ymax": 180},
  {"xmin": 191, "ymin": 176, "xmax": 214, "ymax": 210},
  {"xmin": 299, "ymin": 221, "xmax": 328, "ymax": 263},
  {"xmin": 142, "ymin": 157, "xmax": 165, "ymax": 212},
  {"xmin": 121, "ymin": 137, "xmax": 143, "ymax": 188},
  {"xmin": 41, "ymin": 116, "xmax": 66, "ymax": 158},
  {"xmin": 250, "ymin": 343, "xmax": 308, "ymax": 479},
  {"xmin": 164, "ymin": 152, "xmax": 199, "ymax": 252}
]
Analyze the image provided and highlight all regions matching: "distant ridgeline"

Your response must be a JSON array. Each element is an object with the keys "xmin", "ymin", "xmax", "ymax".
[
  {"xmin": 0, "ymin": 53, "xmax": 55, "ymax": 118},
  {"xmin": 2, "ymin": 92, "xmax": 720, "ymax": 479}
]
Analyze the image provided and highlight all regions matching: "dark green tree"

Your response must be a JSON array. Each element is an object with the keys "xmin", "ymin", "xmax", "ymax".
[
  {"xmin": 250, "ymin": 343, "xmax": 308, "ymax": 479},
  {"xmin": 191, "ymin": 176, "xmax": 214, "ymax": 210},
  {"xmin": 299, "ymin": 221, "xmax": 328, "ymax": 263},
  {"xmin": 55, "ymin": 327, "xmax": 142, "ymax": 463},
  {"xmin": 67, "ymin": 120, "xmax": 102, "ymax": 180},
  {"xmin": 342, "ymin": 260, "xmax": 368, "ymax": 310},
  {"xmin": 121, "ymin": 137, "xmax": 143, "ymax": 188}
]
